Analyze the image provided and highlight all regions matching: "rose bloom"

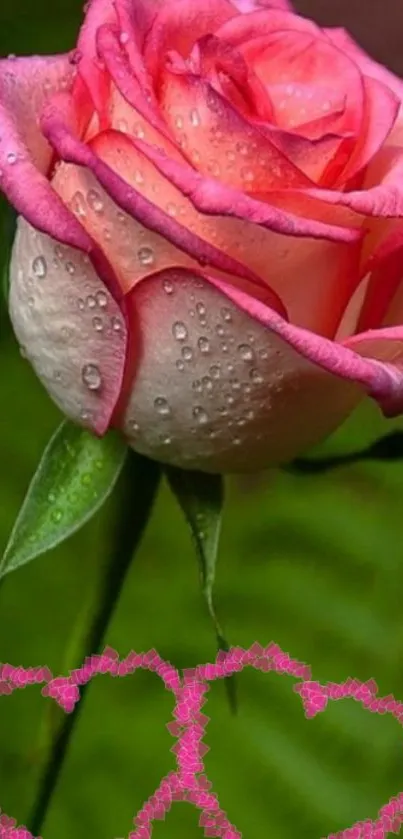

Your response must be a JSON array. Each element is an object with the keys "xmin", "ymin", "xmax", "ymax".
[{"xmin": 3, "ymin": 0, "xmax": 403, "ymax": 473}]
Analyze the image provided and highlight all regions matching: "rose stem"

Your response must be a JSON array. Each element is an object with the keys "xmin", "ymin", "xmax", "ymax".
[{"xmin": 28, "ymin": 450, "xmax": 161, "ymax": 837}]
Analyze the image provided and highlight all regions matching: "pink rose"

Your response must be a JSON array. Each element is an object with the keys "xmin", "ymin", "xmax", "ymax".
[{"xmin": 3, "ymin": 0, "xmax": 403, "ymax": 472}]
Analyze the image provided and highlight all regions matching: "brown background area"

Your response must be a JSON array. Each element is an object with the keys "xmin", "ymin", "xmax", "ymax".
[{"xmin": 294, "ymin": 0, "xmax": 403, "ymax": 76}]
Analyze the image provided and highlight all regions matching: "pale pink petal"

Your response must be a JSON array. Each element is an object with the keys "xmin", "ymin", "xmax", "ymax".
[
  {"xmin": 217, "ymin": 9, "xmax": 323, "ymax": 47},
  {"xmin": 121, "ymin": 267, "xmax": 363, "ymax": 472},
  {"xmin": 9, "ymin": 218, "xmax": 127, "ymax": 435},
  {"xmin": 208, "ymin": 275, "xmax": 403, "ymax": 417}
]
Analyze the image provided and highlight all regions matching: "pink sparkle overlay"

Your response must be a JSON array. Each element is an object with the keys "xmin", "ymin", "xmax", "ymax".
[{"xmin": 1, "ymin": 641, "xmax": 403, "ymax": 838}]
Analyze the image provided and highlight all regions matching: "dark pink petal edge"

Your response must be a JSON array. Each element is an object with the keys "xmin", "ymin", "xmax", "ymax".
[
  {"xmin": 207, "ymin": 274, "xmax": 403, "ymax": 416},
  {"xmin": 130, "ymin": 138, "xmax": 361, "ymax": 243}
]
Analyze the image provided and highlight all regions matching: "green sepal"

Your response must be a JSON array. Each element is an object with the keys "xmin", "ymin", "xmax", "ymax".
[
  {"xmin": 166, "ymin": 466, "xmax": 236, "ymax": 711},
  {"xmin": 0, "ymin": 420, "xmax": 128, "ymax": 578}
]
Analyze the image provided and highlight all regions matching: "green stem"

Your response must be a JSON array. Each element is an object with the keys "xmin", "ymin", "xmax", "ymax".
[{"xmin": 28, "ymin": 450, "xmax": 161, "ymax": 837}]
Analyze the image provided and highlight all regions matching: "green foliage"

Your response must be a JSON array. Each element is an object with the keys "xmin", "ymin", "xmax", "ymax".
[{"xmin": 1, "ymin": 420, "xmax": 127, "ymax": 578}]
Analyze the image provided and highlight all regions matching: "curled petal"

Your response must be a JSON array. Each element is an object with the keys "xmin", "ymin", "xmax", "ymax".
[
  {"xmin": 121, "ymin": 267, "xmax": 363, "ymax": 472},
  {"xmin": 9, "ymin": 218, "xmax": 127, "ymax": 435},
  {"xmin": 74, "ymin": 0, "xmax": 117, "ymax": 121}
]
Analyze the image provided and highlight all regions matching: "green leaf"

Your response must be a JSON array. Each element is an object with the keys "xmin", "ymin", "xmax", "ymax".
[
  {"xmin": 166, "ymin": 467, "xmax": 236, "ymax": 710},
  {"xmin": 0, "ymin": 199, "xmax": 17, "ymax": 305},
  {"xmin": 0, "ymin": 420, "xmax": 128, "ymax": 578}
]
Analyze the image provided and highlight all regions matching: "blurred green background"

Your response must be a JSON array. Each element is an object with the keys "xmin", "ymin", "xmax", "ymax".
[{"xmin": 2, "ymin": 0, "xmax": 403, "ymax": 837}]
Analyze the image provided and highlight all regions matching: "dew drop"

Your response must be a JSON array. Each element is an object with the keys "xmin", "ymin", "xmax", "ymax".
[
  {"xmin": 196, "ymin": 302, "xmax": 206, "ymax": 318},
  {"xmin": 65, "ymin": 261, "xmax": 76, "ymax": 275},
  {"xmin": 96, "ymin": 290, "xmax": 108, "ymax": 308},
  {"xmin": 71, "ymin": 191, "xmax": 86, "ymax": 217},
  {"xmin": 163, "ymin": 279, "xmax": 174, "ymax": 295},
  {"xmin": 210, "ymin": 365, "xmax": 220, "ymax": 379},
  {"xmin": 154, "ymin": 396, "xmax": 171, "ymax": 415},
  {"xmin": 166, "ymin": 202, "xmax": 177, "ymax": 217},
  {"xmin": 172, "ymin": 321, "xmax": 188, "ymax": 341},
  {"xmin": 192, "ymin": 379, "xmax": 203, "ymax": 393},
  {"xmin": 259, "ymin": 348, "xmax": 269, "ymax": 360},
  {"xmin": 221, "ymin": 342, "xmax": 229, "ymax": 353},
  {"xmin": 193, "ymin": 406, "xmax": 208, "ymax": 424},
  {"xmin": 198, "ymin": 336, "xmax": 210, "ymax": 354},
  {"xmin": 230, "ymin": 379, "xmax": 241, "ymax": 392},
  {"xmin": 92, "ymin": 315, "xmax": 104, "ymax": 332},
  {"xmin": 161, "ymin": 435, "xmax": 172, "ymax": 446},
  {"xmin": 111, "ymin": 316, "xmax": 123, "ymax": 332},
  {"xmin": 7, "ymin": 152, "xmax": 17, "ymax": 165},
  {"xmin": 78, "ymin": 298, "xmax": 85, "ymax": 310},
  {"xmin": 119, "ymin": 31, "xmax": 130, "ymax": 45},
  {"xmin": 138, "ymin": 246, "xmax": 155, "ymax": 267},
  {"xmin": 238, "ymin": 343, "xmax": 254, "ymax": 362},
  {"xmin": 32, "ymin": 256, "xmax": 47, "ymax": 279},
  {"xmin": 221, "ymin": 307, "xmax": 232, "ymax": 323},
  {"xmin": 181, "ymin": 346, "xmax": 193, "ymax": 362},
  {"xmin": 176, "ymin": 359, "xmax": 185, "ymax": 371},
  {"xmin": 81, "ymin": 363, "xmax": 102, "ymax": 391},
  {"xmin": 232, "ymin": 437, "xmax": 241, "ymax": 446},
  {"xmin": 216, "ymin": 324, "xmax": 225, "ymax": 337},
  {"xmin": 190, "ymin": 108, "xmax": 201, "ymax": 127},
  {"xmin": 51, "ymin": 509, "xmax": 63, "ymax": 523},
  {"xmin": 129, "ymin": 420, "xmax": 140, "ymax": 432},
  {"xmin": 202, "ymin": 375, "xmax": 213, "ymax": 392},
  {"xmin": 250, "ymin": 368, "xmax": 263, "ymax": 385},
  {"xmin": 87, "ymin": 189, "xmax": 104, "ymax": 213},
  {"xmin": 86, "ymin": 295, "xmax": 96, "ymax": 309},
  {"xmin": 175, "ymin": 115, "xmax": 184, "ymax": 129}
]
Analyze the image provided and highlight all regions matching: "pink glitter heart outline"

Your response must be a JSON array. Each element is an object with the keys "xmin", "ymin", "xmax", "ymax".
[{"xmin": 1, "ymin": 641, "xmax": 403, "ymax": 838}]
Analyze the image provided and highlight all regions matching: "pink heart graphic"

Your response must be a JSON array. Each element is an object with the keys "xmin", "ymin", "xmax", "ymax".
[{"xmin": 1, "ymin": 642, "xmax": 403, "ymax": 838}]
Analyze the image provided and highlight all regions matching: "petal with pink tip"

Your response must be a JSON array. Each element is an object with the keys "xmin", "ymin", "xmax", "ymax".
[
  {"xmin": 9, "ymin": 218, "xmax": 127, "ymax": 435},
  {"xmin": 74, "ymin": 0, "xmax": 117, "ymax": 121},
  {"xmin": 121, "ymin": 267, "xmax": 363, "ymax": 473}
]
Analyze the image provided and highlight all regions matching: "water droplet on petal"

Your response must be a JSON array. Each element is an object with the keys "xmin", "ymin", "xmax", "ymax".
[
  {"xmin": 221, "ymin": 307, "xmax": 232, "ymax": 322},
  {"xmin": 71, "ymin": 190, "xmax": 86, "ymax": 217},
  {"xmin": 96, "ymin": 290, "xmax": 108, "ymax": 308},
  {"xmin": 81, "ymin": 363, "xmax": 102, "ymax": 391},
  {"xmin": 65, "ymin": 261, "xmax": 76, "ymax": 275},
  {"xmin": 192, "ymin": 406, "xmax": 208, "ymax": 424},
  {"xmin": 154, "ymin": 396, "xmax": 171, "ymax": 415},
  {"xmin": 87, "ymin": 189, "xmax": 104, "ymax": 213},
  {"xmin": 190, "ymin": 108, "xmax": 201, "ymax": 127},
  {"xmin": 196, "ymin": 302, "xmax": 206, "ymax": 318},
  {"xmin": 92, "ymin": 315, "xmax": 104, "ymax": 332},
  {"xmin": 86, "ymin": 295, "xmax": 96, "ymax": 309},
  {"xmin": 163, "ymin": 279, "xmax": 174, "ymax": 295},
  {"xmin": 176, "ymin": 359, "xmax": 185, "ymax": 371},
  {"xmin": 32, "ymin": 256, "xmax": 47, "ymax": 279},
  {"xmin": 250, "ymin": 368, "xmax": 263, "ymax": 385},
  {"xmin": 172, "ymin": 321, "xmax": 188, "ymax": 341},
  {"xmin": 119, "ymin": 31, "xmax": 130, "ymax": 45},
  {"xmin": 238, "ymin": 343, "xmax": 254, "ymax": 362},
  {"xmin": 181, "ymin": 346, "xmax": 193, "ymax": 362},
  {"xmin": 138, "ymin": 246, "xmax": 155, "ymax": 267},
  {"xmin": 202, "ymin": 375, "xmax": 213, "ymax": 392},
  {"xmin": 210, "ymin": 365, "xmax": 220, "ymax": 379},
  {"xmin": 198, "ymin": 336, "xmax": 210, "ymax": 354},
  {"xmin": 111, "ymin": 316, "xmax": 123, "ymax": 332},
  {"xmin": 7, "ymin": 152, "xmax": 17, "ymax": 165}
]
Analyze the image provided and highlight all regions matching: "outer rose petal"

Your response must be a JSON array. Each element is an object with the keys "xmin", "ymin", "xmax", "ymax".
[
  {"xmin": 121, "ymin": 268, "xmax": 362, "ymax": 472},
  {"xmin": 209, "ymin": 277, "xmax": 403, "ymax": 417},
  {"xmin": 9, "ymin": 218, "xmax": 127, "ymax": 435},
  {"xmin": 0, "ymin": 54, "xmax": 75, "ymax": 172}
]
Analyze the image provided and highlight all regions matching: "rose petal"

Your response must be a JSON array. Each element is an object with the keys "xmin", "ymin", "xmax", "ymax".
[
  {"xmin": 121, "ymin": 267, "xmax": 363, "ymax": 472},
  {"xmin": 158, "ymin": 69, "xmax": 311, "ymax": 189},
  {"xmin": 74, "ymin": 0, "xmax": 117, "ymax": 123},
  {"xmin": 41, "ymin": 100, "xmax": 270, "ymax": 293},
  {"xmin": 0, "ymin": 53, "xmax": 75, "ymax": 172},
  {"xmin": 217, "ymin": 9, "xmax": 323, "ymax": 48},
  {"xmin": 142, "ymin": 0, "xmax": 236, "ymax": 85},
  {"xmin": 207, "ymin": 275, "xmax": 403, "ymax": 417},
  {"xmin": 334, "ymin": 77, "xmax": 399, "ymax": 186},
  {"xmin": 9, "ymin": 218, "xmax": 127, "ymax": 435},
  {"xmin": 325, "ymin": 27, "xmax": 403, "ymax": 104},
  {"xmin": 128, "ymin": 137, "xmax": 362, "ymax": 335}
]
